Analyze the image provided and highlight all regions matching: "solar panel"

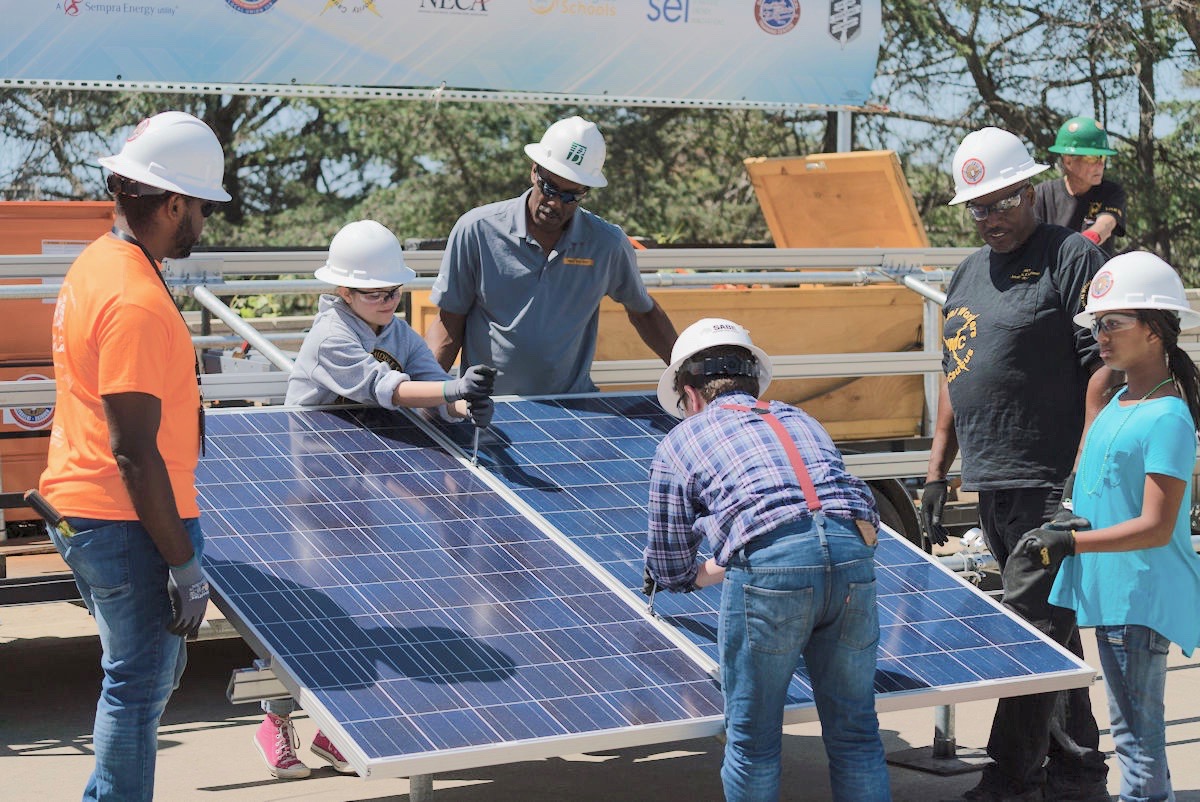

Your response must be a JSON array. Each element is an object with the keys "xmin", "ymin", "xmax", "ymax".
[
  {"xmin": 197, "ymin": 395, "xmax": 1092, "ymax": 780},
  {"xmin": 196, "ymin": 406, "xmax": 724, "ymax": 779},
  {"xmin": 426, "ymin": 394, "xmax": 1092, "ymax": 718}
]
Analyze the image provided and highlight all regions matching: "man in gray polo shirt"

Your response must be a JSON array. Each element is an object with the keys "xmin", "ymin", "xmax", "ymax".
[{"xmin": 425, "ymin": 115, "xmax": 677, "ymax": 396}]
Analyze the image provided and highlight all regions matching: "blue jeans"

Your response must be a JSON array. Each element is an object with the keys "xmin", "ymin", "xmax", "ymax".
[
  {"xmin": 719, "ymin": 515, "xmax": 891, "ymax": 802},
  {"xmin": 50, "ymin": 517, "xmax": 204, "ymax": 802},
  {"xmin": 1096, "ymin": 625, "xmax": 1174, "ymax": 802}
]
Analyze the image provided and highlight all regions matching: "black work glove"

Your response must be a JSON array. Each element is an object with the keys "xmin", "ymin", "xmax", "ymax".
[
  {"xmin": 468, "ymin": 396, "xmax": 494, "ymax": 429},
  {"xmin": 642, "ymin": 565, "xmax": 662, "ymax": 597},
  {"xmin": 167, "ymin": 556, "xmax": 209, "ymax": 638},
  {"xmin": 1011, "ymin": 524, "xmax": 1081, "ymax": 569},
  {"xmin": 443, "ymin": 364, "xmax": 496, "ymax": 402},
  {"xmin": 920, "ymin": 479, "xmax": 950, "ymax": 546}
]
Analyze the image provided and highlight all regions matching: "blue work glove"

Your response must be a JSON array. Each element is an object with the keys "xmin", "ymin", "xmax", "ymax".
[
  {"xmin": 468, "ymin": 396, "xmax": 494, "ymax": 429},
  {"xmin": 167, "ymin": 556, "xmax": 209, "ymax": 638},
  {"xmin": 443, "ymin": 365, "xmax": 496, "ymax": 402},
  {"xmin": 920, "ymin": 479, "xmax": 950, "ymax": 546}
]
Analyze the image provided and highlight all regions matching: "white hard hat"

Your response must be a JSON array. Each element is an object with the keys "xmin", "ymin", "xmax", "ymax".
[
  {"xmin": 98, "ymin": 111, "xmax": 231, "ymax": 202},
  {"xmin": 523, "ymin": 116, "xmax": 608, "ymax": 188},
  {"xmin": 1074, "ymin": 251, "xmax": 1200, "ymax": 331},
  {"xmin": 657, "ymin": 318, "xmax": 773, "ymax": 418},
  {"xmin": 948, "ymin": 127, "xmax": 1049, "ymax": 206},
  {"xmin": 314, "ymin": 220, "xmax": 417, "ymax": 289}
]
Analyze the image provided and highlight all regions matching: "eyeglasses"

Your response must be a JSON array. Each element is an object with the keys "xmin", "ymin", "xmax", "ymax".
[
  {"xmin": 1070, "ymin": 155, "xmax": 1107, "ymax": 165},
  {"xmin": 1091, "ymin": 312, "xmax": 1140, "ymax": 337},
  {"xmin": 349, "ymin": 286, "xmax": 402, "ymax": 303},
  {"xmin": 966, "ymin": 184, "xmax": 1029, "ymax": 221},
  {"xmin": 536, "ymin": 169, "xmax": 588, "ymax": 205},
  {"xmin": 198, "ymin": 201, "xmax": 219, "ymax": 218}
]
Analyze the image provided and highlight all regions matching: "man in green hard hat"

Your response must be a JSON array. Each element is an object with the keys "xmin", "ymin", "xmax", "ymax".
[{"xmin": 1034, "ymin": 115, "xmax": 1126, "ymax": 254}]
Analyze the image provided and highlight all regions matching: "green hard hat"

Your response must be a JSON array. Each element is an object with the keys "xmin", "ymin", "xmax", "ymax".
[{"xmin": 1048, "ymin": 116, "xmax": 1117, "ymax": 156}]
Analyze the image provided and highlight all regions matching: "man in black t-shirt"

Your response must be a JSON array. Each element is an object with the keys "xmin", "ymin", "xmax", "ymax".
[
  {"xmin": 925, "ymin": 127, "xmax": 1113, "ymax": 802},
  {"xmin": 1034, "ymin": 116, "xmax": 1126, "ymax": 255}
]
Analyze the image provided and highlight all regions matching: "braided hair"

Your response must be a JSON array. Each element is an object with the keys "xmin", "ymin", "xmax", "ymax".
[{"xmin": 1141, "ymin": 309, "xmax": 1200, "ymax": 430}]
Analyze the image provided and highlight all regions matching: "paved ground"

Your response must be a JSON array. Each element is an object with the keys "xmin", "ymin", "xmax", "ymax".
[{"xmin": 3, "ymin": 601, "xmax": 1200, "ymax": 802}]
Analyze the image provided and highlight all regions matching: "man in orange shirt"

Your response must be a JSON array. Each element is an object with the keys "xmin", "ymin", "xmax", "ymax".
[{"xmin": 39, "ymin": 111, "xmax": 229, "ymax": 802}]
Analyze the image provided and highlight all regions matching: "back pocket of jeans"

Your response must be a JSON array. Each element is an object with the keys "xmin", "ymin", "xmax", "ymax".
[{"xmin": 745, "ymin": 585, "xmax": 814, "ymax": 656}]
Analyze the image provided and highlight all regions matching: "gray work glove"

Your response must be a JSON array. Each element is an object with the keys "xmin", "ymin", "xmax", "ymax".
[
  {"xmin": 167, "ymin": 556, "xmax": 209, "ymax": 638},
  {"xmin": 468, "ymin": 396, "xmax": 494, "ymax": 429},
  {"xmin": 920, "ymin": 479, "xmax": 950, "ymax": 546},
  {"xmin": 443, "ymin": 365, "xmax": 496, "ymax": 402}
]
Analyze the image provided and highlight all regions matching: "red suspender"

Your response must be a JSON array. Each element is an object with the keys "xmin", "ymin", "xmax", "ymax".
[{"xmin": 720, "ymin": 400, "xmax": 822, "ymax": 513}]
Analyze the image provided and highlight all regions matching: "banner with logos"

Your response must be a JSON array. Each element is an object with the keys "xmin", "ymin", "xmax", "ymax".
[{"xmin": 4, "ymin": 0, "xmax": 880, "ymax": 107}]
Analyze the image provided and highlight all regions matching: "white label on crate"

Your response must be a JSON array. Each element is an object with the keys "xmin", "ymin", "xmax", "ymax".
[{"xmin": 3, "ymin": 373, "xmax": 54, "ymax": 431}]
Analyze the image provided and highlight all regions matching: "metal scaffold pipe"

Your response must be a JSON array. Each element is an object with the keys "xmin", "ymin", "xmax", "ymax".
[{"xmin": 192, "ymin": 285, "xmax": 295, "ymax": 373}]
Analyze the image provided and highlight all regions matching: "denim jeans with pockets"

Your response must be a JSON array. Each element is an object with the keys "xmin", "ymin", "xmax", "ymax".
[
  {"xmin": 50, "ymin": 516, "xmax": 204, "ymax": 802},
  {"xmin": 719, "ymin": 514, "xmax": 891, "ymax": 802}
]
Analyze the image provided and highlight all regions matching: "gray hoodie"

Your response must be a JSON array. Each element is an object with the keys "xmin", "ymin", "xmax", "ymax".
[{"xmin": 285, "ymin": 294, "xmax": 452, "ymax": 408}]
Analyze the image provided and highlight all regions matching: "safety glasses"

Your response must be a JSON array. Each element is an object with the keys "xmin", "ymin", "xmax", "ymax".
[
  {"xmin": 536, "ymin": 168, "xmax": 588, "ymax": 205},
  {"xmin": 349, "ymin": 286, "xmax": 403, "ymax": 303},
  {"xmin": 1091, "ymin": 312, "xmax": 1140, "ymax": 337},
  {"xmin": 1071, "ymin": 155, "xmax": 1107, "ymax": 165},
  {"xmin": 966, "ymin": 184, "xmax": 1029, "ymax": 222}
]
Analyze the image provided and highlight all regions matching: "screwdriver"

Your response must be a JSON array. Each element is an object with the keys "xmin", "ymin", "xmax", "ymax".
[{"xmin": 24, "ymin": 489, "xmax": 77, "ymax": 538}]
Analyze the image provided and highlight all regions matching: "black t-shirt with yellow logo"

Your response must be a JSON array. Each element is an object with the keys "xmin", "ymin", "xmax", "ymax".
[
  {"xmin": 1034, "ymin": 178, "xmax": 1127, "ymax": 255},
  {"xmin": 943, "ymin": 223, "xmax": 1106, "ymax": 490}
]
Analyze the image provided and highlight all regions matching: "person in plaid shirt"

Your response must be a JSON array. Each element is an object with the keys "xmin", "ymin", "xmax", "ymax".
[{"xmin": 643, "ymin": 318, "xmax": 890, "ymax": 802}]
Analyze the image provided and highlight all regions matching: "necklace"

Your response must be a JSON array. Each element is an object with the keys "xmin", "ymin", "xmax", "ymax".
[{"xmin": 1085, "ymin": 376, "xmax": 1174, "ymax": 496}]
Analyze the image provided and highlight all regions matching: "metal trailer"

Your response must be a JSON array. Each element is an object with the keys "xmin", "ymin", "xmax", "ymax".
[{"xmin": 3, "ymin": 245, "xmax": 1198, "ymax": 608}]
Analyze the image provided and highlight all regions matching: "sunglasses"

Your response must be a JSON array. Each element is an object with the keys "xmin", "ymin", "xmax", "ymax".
[
  {"xmin": 1070, "ymin": 155, "xmax": 1107, "ymax": 165},
  {"xmin": 966, "ymin": 184, "xmax": 1029, "ymax": 222},
  {"xmin": 1091, "ymin": 312, "xmax": 1140, "ymax": 337},
  {"xmin": 107, "ymin": 175, "xmax": 220, "ymax": 217},
  {"xmin": 349, "ymin": 286, "xmax": 402, "ymax": 303},
  {"xmin": 536, "ymin": 168, "xmax": 588, "ymax": 205}
]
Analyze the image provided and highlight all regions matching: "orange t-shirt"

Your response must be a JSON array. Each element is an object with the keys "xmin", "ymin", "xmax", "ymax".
[{"xmin": 40, "ymin": 234, "xmax": 201, "ymax": 519}]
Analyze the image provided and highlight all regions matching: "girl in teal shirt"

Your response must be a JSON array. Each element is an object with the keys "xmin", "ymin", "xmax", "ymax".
[{"xmin": 1016, "ymin": 251, "xmax": 1200, "ymax": 802}]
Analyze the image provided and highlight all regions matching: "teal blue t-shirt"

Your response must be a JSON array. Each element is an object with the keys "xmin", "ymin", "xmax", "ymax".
[{"xmin": 1050, "ymin": 391, "xmax": 1200, "ymax": 655}]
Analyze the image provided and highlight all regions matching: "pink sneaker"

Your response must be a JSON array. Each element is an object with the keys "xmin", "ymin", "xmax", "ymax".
[
  {"xmin": 254, "ymin": 713, "xmax": 311, "ymax": 779},
  {"xmin": 311, "ymin": 729, "xmax": 355, "ymax": 774}
]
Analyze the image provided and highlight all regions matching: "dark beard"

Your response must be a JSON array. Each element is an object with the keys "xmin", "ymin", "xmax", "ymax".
[{"xmin": 171, "ymin": 208, "xmax": 198, "ymax": 259}]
